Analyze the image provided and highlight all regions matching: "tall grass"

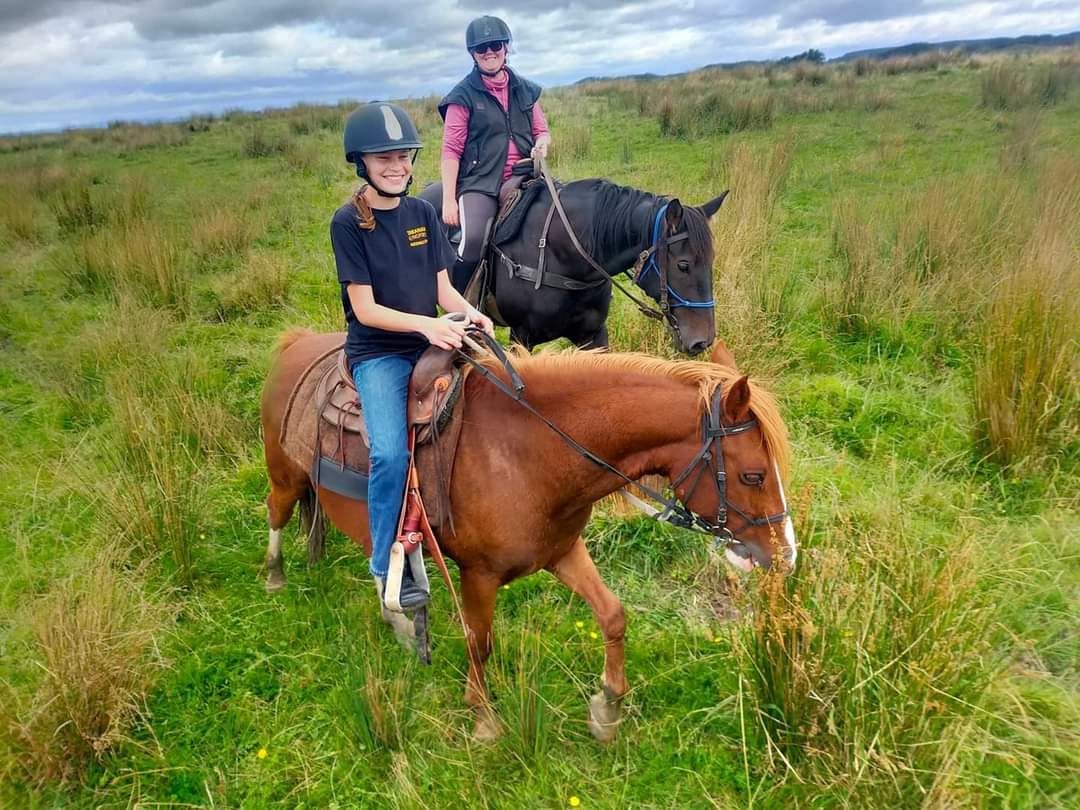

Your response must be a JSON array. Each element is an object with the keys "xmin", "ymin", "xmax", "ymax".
[
  {"xmin": 828, "ymin": 196, "xmax": 884, "ymax": 336},
  {"xmin": 191, "ymin": 205, "xmax": 258, "ymax": 265},
  {"xmin": 733, "ymin": 502, "xmax": 1000, "ymax": 800},
  {"xmin": 240, "ymin": 126, "xmax": 296, "ymax": 159},
  {"xmin": 113, "ymin": 222, "xmax": 191, "ymax": 313},
  {"xmin": 1, "ymin": 544, "xmax": 172, "ymax": 786},
  {"xmin": 208, "ymin": 250, "xmax": 290, "ymax": 320},
  {"xmin": 0, "ymin": 188, "xmax": 42, "ymax": 244},
  {"xmin": 709, "ymin": 136, "xmax": 795, "ymax": 366},
  {"xmin": 329, "ymin": 632, "xmax": 418, "ymax": 753},
  {"xmin": 491, "ymin": 624, "xmax": 553, "ymax": 763},
  {"xmin": 973, "ymin": 160, "xmax": 1080, "ymax": 468},
  {"xmin": 982, "ymin": 60, "xmax": 1078, "ymax": 109},
  {"xmin": 50, "ymin": 184, "xmax": 107, "ymax": 233},
  {"xmin": 99, "ymin": 350, "xmax": 245, "ymax": 583},
  {"xmin": 550, "ymin": 123, "xmax": 592, "ymax": 166}
]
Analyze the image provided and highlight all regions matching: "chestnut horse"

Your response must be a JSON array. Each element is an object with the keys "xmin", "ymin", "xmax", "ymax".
[{"xmin": 261, "ymin": 332, "xmax": 795, "ymax": 741}]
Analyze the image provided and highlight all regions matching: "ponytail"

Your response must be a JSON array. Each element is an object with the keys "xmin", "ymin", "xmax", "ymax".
[{"xmin": 351, "ymin": 186, "xmax": 376, "ymax": 231}]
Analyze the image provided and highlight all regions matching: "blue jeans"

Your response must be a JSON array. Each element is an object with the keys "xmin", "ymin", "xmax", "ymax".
[{"xmin": 352, "ymin": 354, "xmax": 415, "ymax": 578}]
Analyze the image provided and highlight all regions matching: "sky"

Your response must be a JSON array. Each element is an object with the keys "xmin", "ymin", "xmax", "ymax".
[{"xmin": 1, "ymin": 1, "xmax": 1078, "ymax": 134}]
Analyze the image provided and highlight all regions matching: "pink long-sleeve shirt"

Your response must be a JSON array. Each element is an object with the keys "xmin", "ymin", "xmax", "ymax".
[{"xmin": 441, "ymin": 70, "xmax": 550, "ymax": 182}]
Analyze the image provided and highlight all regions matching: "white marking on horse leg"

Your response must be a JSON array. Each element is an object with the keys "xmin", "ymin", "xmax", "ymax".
[
  {"xmin": 267, "ymin": 527, "xmax": 282, "ymax": 560},
  {"xmin": 265, "ymin": 527, "xmax": 286, "ymax": 592},
  {"xmin": 775, "ymin": 461, "xmax": 796, "ymax": 569}
]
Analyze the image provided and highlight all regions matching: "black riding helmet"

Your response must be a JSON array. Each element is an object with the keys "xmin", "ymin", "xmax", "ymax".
[
  {"xmin": 466, "ymin": 15, "xmax": 511, "ymax": 51},
  {"xmin": 343, "ymin": 102, "xmax": 423, "ymax": 198}
]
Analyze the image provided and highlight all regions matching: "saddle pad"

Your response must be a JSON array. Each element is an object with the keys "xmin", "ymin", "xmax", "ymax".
[
  {"xmin": 280, "ymin": 345, "xmax": 468, "ymax": 531},
  {"xmin": 493, "ymin": 178, "xmax": 549, "ymax": 247}
]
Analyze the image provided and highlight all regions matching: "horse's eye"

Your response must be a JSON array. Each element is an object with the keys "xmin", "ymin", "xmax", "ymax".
[
  {"xmin": 739, "ymin": 471, "xmax": 765, "ymax": 487},
  {"xmin": 677, "ymin": 260, "xmax": 690, "ymax": 273}
]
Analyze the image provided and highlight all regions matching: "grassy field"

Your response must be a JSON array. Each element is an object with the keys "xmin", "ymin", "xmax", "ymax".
[{"xmin": 1, "ymin": 49, "xmax": 1078, "ymax": 808}]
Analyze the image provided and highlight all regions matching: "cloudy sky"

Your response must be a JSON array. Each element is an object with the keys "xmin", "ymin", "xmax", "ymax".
[{"xmin": 1, "ymin": 1, "xmax": 1078, "ymax": 133}]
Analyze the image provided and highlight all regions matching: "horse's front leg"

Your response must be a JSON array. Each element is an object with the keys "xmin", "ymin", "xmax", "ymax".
[
  {"xmin": 575, "ymin": 322, "xmax": 609, "ymax": 351},
  {"xmin": 460, "ymin": 567, "xmax": 500, "ymax": 741},
  {"xmin": 548, "ymin": 536, "xmax": 627, "ymax": 742}
]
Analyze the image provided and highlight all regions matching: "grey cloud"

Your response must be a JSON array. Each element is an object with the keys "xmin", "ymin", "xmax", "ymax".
[{"xmin": 0, "ymin": 0, "xmax": 93, "ymax": 34}]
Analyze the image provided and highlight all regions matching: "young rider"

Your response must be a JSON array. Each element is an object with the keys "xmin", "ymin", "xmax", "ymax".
[
  {"xmin": 439, "ymin": 15, "xmax": 552, "ymax": 292},
  {"xmin": 331, "ymin": 102, "xmax": 494, "ymax": 611}
]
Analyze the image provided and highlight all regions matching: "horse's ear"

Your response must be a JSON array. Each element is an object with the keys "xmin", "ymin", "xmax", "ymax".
[
  {"xmin": 701, "ymin": 190, "xmax": 730, "ymax": 220},
  {"xmin": 665, "ymin": 199, "xmax": 684, "ymax": 231},
  {"xmin": 723, "ymin": 376, "xmax": 752, "ymax": 424},
  {"xmin": 710, "ymin": 340, "xmax": 738, "ymax": 370}
]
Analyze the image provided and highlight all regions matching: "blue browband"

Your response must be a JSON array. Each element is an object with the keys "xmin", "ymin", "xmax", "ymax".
[{"xmin": 633, "ymin": 203, "xmax": 715, "ymax": 310}]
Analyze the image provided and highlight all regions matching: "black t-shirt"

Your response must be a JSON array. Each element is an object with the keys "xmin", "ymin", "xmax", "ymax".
[{"xmin": 330, "ymin": 196, "xmax": 456, "ymax": 366}]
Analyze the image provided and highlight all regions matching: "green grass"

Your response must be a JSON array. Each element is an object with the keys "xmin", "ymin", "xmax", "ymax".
[{"xmin": 1, "ymin": 53, "xmax": 1078, "ymax": 807}]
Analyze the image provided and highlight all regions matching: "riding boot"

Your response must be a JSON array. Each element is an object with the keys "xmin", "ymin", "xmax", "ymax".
[{"xmin": 450, "ymin": 257, "xmax": 479, "ymax": 295}]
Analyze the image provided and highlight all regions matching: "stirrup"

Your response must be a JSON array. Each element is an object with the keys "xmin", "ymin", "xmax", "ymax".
[{"xmin": 384, "ymin": 541, "xmax": 430, "ymax": 613}]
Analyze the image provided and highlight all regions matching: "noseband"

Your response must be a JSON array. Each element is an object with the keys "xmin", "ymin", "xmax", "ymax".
[
  {"xmin": 457, "ymin": 336, "xmax": 787, "ymax": 558},
  {"xmin": 633, "ymin": 202, "xmax": 716, "ymax": 320},
  {"xmin": 663, "ymin": 388, "xmax": 789, "ymax": 553}
]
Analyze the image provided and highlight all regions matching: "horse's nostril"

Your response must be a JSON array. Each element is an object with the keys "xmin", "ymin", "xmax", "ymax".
[{"xmin": 688, "ymin": 340, "xmax": 709, "ymax": 356}]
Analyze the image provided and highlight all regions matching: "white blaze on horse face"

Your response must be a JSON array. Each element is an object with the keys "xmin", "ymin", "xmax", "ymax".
[{"xmin": 775, "ymin": 461, "xmax": 796, "ymax": 569}]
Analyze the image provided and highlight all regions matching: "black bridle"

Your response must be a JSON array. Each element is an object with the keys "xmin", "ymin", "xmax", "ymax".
[
  {"xmin": 533, "ymin": 159, "xmax": 709, "ymax": 341},
  {"xmin": 456, "ymin": 333, "xmax": 788, "ymax": 560}
]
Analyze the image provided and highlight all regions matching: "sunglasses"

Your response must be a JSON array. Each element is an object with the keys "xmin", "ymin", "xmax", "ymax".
[{"xmin": 472, "ymin": 41, "xmax": 505, "ymax": 55}]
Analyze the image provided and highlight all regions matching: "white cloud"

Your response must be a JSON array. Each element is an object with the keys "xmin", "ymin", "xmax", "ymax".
[{"xmin": 0, "ymin": 1, "xmax": 1078, "ymax": 132}]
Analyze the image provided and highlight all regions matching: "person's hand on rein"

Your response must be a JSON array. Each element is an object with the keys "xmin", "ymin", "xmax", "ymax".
[
  {"xmin": 421, "ymin": 314, "xmax": 469, "ymax": 350},
  {"xmin": 465, "ymin": 305, "xmax": 495, "ymax": 337}
]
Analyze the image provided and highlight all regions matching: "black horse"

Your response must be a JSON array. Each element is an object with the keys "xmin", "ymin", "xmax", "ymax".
[{"xmin": 419, "ymin": 177, "xmax": 728, "ymax": 354}]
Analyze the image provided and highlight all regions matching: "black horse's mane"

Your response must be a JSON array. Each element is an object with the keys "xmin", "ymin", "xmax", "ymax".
[{"xmin": 585, "ymin": 179, "xmax": 713, "ymax": 260}]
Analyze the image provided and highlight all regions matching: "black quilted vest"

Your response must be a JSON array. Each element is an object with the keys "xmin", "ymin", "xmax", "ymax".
[{"xmin": 438, "ymin": 67, "xmax": 542, "ymax": 197}]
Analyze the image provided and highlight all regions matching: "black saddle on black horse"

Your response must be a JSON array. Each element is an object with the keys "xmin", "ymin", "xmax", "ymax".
[{"xmin": 422, "ymin": 159, "xmax": 549, "ymax": 251}]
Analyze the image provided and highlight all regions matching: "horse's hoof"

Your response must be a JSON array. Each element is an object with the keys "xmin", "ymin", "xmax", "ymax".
[
  {"xmin": 413, "ymin": 608, "xmax": 432, "ymax": 665},
  {"xmin": 381, "ymin": 607, "xmax": 417, "ymax": 648},
  {"xmin": 265, "ymin": 571, "xmax": 286, "ymax": 593},
  {"xmin": 587, "ymin": 692, "xmax": 621, "ymax": 743},
  {"xmin": 472, "ymin": 712, "xmax": 501, "ymax": 743}
]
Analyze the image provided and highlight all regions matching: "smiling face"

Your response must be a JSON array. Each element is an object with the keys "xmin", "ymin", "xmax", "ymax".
[
  {"xmin": 471, "ymin": 40, "xmax": 507, "ymax": 74},
  {"xmin": 360, "ymin": 149, "xmax": 413, "ymax": 195}
]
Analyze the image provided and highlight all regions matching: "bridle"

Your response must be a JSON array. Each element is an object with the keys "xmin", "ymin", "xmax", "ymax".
[
  {"xmin": 534, "ymin": 159, "xmax": 714, "ymax": 339},
  {"xmin": 664, "ymin": 387, "xmax": 789, "ymax": 545},
  {"xmin": 456, "ymin": 332, "xmax": 788, "ymax": 562},
  {"xmin": 632, "ymin": 202, "xmax": 716, "ymax": 320}
]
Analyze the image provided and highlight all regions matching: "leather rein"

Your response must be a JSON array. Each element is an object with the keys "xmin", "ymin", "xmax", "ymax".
[
  {"xmin": 531, "ymin": 158, "xmax": 715, "ymax": 334},
  {"xmin": 456, "ymin": 332, "xmax": 787, "ymax": 558}
]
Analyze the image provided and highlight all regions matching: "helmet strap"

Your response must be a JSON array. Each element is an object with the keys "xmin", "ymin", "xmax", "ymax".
[{"xmin": 363, "ymin": 173, "xmax": 413, "ymax": 199}]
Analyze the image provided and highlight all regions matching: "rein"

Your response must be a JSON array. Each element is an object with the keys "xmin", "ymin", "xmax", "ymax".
[
  {"xmin": 457, "ymin": 333, "xmax": 787, "ymax": 557},
  {"xmin": 534, "ymin": 158, "xmax": 689, "ymax": 331}
]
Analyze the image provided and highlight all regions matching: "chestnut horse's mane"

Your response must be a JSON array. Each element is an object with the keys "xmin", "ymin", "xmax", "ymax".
[{"xmin": 479, "ymin": 348, "xmax": 791, "ymax": 479}]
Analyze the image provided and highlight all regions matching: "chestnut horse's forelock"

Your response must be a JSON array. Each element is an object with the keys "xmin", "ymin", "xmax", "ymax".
[{"xmin": 474, "ymin": 348, "xmax": 791, "ymax": 480}]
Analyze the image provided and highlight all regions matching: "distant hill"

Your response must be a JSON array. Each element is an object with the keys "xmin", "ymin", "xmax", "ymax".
[
  {"xmin": 575, "ymin": 30, "xmax": 1079, "ymax": 85},
  {"xmin": 833, "ymin": 31, "xmax": 1080, "ymax": 62}
]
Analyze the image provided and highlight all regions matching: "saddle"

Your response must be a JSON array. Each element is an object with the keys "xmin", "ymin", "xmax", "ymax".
[{"xmin": 278, "ymin": 337, "xmax": 466, "ymax": 528}]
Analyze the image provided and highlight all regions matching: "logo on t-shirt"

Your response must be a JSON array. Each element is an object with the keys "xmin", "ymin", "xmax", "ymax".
[{"xmin": 406, "ymin": 225, "xmax": 428, "ymax": 248}]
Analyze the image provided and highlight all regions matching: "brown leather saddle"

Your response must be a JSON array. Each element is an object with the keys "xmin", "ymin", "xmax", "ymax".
[{"xmin": 311, "ymin": 343, "xmax": 465, "ymax": 503}]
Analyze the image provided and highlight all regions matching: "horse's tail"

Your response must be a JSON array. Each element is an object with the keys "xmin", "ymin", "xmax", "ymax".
[{"xmin": 274, "ymin": 326, "xmax": 314, "ymax": 357}]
